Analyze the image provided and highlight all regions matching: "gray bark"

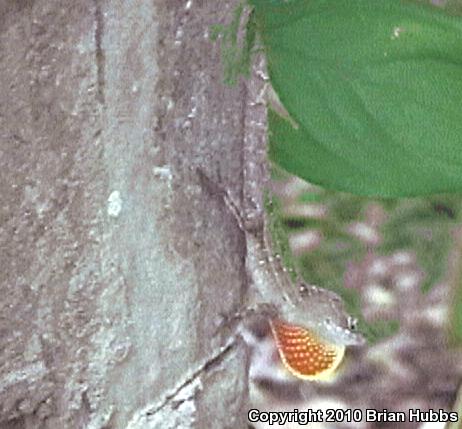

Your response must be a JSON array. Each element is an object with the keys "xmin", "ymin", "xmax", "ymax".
[{"xmin": 0, "ymin": 1, "xmax": 250, "ymax": 428}]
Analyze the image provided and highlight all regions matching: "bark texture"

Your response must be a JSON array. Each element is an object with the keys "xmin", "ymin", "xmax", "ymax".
[{"xmin": 0, "ymin": 1, "xmax": 250, "ymax": 427}]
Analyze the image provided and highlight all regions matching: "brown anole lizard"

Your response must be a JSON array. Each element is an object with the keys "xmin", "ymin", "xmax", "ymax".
[{"xmin": 200, "ymin": 56, "xmax": 364, "ymax": 381}]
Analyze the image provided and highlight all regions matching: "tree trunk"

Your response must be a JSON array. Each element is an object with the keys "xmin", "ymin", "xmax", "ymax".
[{"xmin": 0, "ymin": 1, "xmax": 251, "ymax": 427}]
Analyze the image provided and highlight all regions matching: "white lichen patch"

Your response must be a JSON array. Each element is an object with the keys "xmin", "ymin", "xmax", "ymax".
[
  {"xmin": 153, "ymin": 165, "xmax": 173, "ymax": 182},
  {"xmin": 107, "ymin": 190, "xmax": 122, "ymax": 217}
]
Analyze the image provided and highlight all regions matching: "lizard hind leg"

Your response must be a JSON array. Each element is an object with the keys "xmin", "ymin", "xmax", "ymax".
[{"xmin": 213, "ymin": 300, "xmax": 279, "ymax": 340}]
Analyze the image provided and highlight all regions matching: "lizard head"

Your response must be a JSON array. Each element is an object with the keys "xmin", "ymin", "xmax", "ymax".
[
  {"xmin": 268, "ymin": 282, "xmax": 365, "ymax": 381},
  {"xmin": 284, "ymin": 282, "xmax": 365, "ymax": 347}
]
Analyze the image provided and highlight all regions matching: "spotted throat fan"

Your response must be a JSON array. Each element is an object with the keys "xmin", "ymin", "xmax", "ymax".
[{"xmin": 269, "ymin": 319, "xmax": 345, "ymax": 381}]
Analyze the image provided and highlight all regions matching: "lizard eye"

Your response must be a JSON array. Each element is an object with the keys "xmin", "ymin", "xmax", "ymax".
[{"xmin": 347, "ymin": 317, "xmax": 358, "ymax": 331}]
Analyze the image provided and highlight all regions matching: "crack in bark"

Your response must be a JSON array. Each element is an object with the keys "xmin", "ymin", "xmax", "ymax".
[{"xmin": 146, "ymin": 338, "xmax": 236, "ymax": 417}]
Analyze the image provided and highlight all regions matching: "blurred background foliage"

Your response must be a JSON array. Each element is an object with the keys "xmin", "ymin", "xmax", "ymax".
[
  {"xmin": 267, "ymin": 169, "xmax": 462, "ymax": 427},
  {"xmin": 270, "ymin": 166, "xmax": 462, "ymax": 345}
]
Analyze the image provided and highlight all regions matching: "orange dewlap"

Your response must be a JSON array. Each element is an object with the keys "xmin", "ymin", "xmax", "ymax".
[{"xmin": 269, "ymin": 319, "xmax": 345, "ymax": 381}]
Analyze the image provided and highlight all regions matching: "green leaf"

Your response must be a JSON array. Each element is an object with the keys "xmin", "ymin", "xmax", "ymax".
[{"xmin": 251, "ymin": 0, "xmax": 462, "ymax": 197}]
